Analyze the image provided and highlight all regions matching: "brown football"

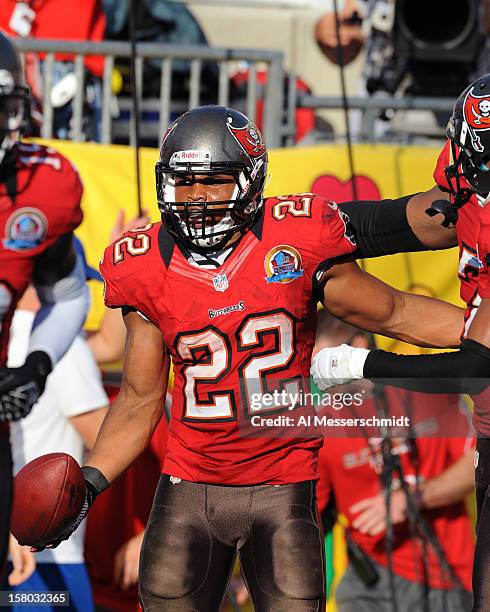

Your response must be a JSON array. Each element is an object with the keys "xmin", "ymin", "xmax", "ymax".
[{"xmin": 11, "ymin": 453, "xmax": 86, "ymax": 547}]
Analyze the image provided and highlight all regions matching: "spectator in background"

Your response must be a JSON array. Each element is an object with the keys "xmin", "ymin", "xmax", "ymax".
[
  {"xmin": 314, "ymin": 312, "xmax": 475, "ymax": 612},
  {"xmin": 102, "ymin": 0, "xmax": 219, "ymax": 106},
  {"xmin": 314, "ymin": 0, "xmax": 394, "ymax": 140},
  {"xmin": 315, "ymin": 0, "xmax": 366, "ymax": 67},
  {"xmin": 0, "ymin": 0, "xmax": 106, "ymax": 140},
  {"xmin": 1, "ymin": 281, "xmax": 109, "ymax": 612},
  {"xmin": 315, "ymin": 0, "xmax": 490, "ymax": 139}
]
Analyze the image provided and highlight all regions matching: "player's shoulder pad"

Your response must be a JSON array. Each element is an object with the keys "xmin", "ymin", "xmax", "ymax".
[
  {"xmin": 17, "ymin": 142, "xmax": 79, "ymax": 179},
  {"xmin": 18, "ymin": 142, "xmax": 83, "ymax": 234},
  {"xmin": 264, "ymin": 192, "xmax": 340, "ymax": 223},
  {"xmin": 264, "ymin": 192, "xmax": 355, "ymax": 238},
  {"xmin": 100, "ymin": 221, "xmax": 159, "ymax": 282},
  {"xmin": 100, "ymin": 222, "xmax": 161, "ymax": 311}
]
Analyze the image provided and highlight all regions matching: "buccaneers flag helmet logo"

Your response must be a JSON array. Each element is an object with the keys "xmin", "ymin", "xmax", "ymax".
[
  {"xmin": 463, "ymin": 90, "xmax": 490, "ymax": 153},
  {"xmin": 228, "ymin": 122, "xmax": 266, "ymax": 158}
]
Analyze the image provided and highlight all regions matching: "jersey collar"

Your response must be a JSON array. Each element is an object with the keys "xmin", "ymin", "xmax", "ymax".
[{"xmin": 158, "ymin": 223, "xmax": 175, "ymax": 268}]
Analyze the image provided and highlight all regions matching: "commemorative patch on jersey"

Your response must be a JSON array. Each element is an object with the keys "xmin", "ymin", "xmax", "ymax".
[
  {"xmin": 264, "ymin": 245, "xmax": 304, "ymax": 284},
  {"xmin": 4, "ymin": 208, "xmax": 48, "ymax": 250}
]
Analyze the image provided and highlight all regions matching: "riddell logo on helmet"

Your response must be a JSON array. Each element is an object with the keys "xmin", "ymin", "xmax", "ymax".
[
  {"xmin": 170, "ymin": 150, "xmax": 211, "ymax": 164},
  {"xmin": 180, "ymin": 150, "xmax": 204, "ymax": 159},
  {"xmin": 169, "ymin": 150, "xmax": 211, "ymax": 168}
]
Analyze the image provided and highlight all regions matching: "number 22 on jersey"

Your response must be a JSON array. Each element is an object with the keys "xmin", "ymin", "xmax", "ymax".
[{"xmin": 175, "ymin": 309, "xmax": 301, "ymax": 420}]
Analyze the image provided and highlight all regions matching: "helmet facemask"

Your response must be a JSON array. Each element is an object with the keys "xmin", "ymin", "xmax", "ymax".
[
  {"xmin": 156, "ymin": 106, "xmax": 268, "ymax": 253},
  {"xmin": 446, "ymin": 118, "xmax": 490, "ymax": 202},
  {"xmin": 445, "ymin": 76, "xmax": 490, "ymax": 201},
  {"xmin": 0, "ymin": 91, "xmax": 30, "ymax": 165},
  {"xmin": 156, "ymin": 156, "xmax": 267, "ymax": 253}
]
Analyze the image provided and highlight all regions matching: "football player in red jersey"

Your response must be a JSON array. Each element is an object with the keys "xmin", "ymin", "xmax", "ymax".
[
  {"xmin": 0, "ymin": 32, "xmax": 89, "ymax": 571},
  {"xmin": 312, "ymin": 74, "xmax": 490, "ymax": 611},
  {"xmin": 37, "ymin": 104, "xmax": 470, "ymax": 610}
]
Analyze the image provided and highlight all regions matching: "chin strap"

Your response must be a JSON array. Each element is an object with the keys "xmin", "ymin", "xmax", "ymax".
[
  {"xmin": 0, "ymin": 134, "xmax": 16, "ymax": 166},
  {"xmin": 426, "ymin": 141, "xmax": 474, "ymax": 227}
]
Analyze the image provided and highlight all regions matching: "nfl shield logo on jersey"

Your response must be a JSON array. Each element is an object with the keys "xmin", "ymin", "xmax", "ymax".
[{"xmin": 212, "ymin": 273, "xmax": 229, "ymax": 292}]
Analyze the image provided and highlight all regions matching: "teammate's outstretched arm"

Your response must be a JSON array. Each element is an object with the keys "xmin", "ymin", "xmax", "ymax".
[
  {"xmin": 404, "ymin": 188, "xmax": 457, "ymax": 249},
  {"xmin": 338, "ymin": 186, "xmax": 458, "ymax": 259},
  {"xmin": 322, "ymin": 261, "xmax": 463, "ymax": 348},
  {"xmin": 338, "ymin": 129, "xmax": 464, "ymax": 259},
  {"xmin": 361, "ymin": 297, "xmax": 490, "ymax": 381},
  {"xmin": 312, "ymin": 298, "xmax": 490, "ymax": 393}
]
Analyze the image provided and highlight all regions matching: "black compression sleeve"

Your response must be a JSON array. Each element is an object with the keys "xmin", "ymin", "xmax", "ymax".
[
  {"xmin": 363, "ymin": 339, "xmax": 490, "ymax": 394},
  {"xmin": 338, "ymin": 196, "xmax": 427, "ymax": 259}
]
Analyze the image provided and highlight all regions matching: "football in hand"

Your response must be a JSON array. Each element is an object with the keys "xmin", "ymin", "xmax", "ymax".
[{"xmin": 10, "ymin": 452, "xmax": 86, "ymax": 547}]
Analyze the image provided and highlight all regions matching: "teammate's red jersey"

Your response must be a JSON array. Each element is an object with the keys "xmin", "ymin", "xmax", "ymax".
[
  {"xmin": 434, "ymin": 143, "xmax": 490, "ymax": 435},
  {"xmin": 101, "ymin": 194, "xmax": 357, "ymax": 485},
  {"xmin": 317, "ymin": 389, "xmax": 475, "ymax": 591},
  {"xmin": 0, "ymin": 143, "xmax": 82, "ymax": 367},
  {"xmin": 433, "ymin": 142, "xmax": 484, "ymax": 336},
  {"xmin": 475, "ymin": 203, "xmax": 490, "ymax": 300},
  {"xmin": 0, "ymin": 143, "xmax": 82, "ymax": 437},
  {"xmin": 0, "ymin": 0, "xmax": 106, "ymax": 78}
]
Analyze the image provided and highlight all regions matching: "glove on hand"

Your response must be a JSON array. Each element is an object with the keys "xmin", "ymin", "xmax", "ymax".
[
  {"xmin": 0, "ymin": 351, "xmax": 52, "ymax": 422},
  {"xmin": 310, "ymin": 344, "xmax": 370, "ymax": 390}
]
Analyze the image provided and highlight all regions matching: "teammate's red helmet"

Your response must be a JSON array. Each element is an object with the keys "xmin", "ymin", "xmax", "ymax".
[
  {"xmin": 155, "ymin": 105, "xmax": 268, "ymax": 252},
  {"xmin": 0, "ymin": 33, "xmax": 30, "ymax": 163},
  {"xmin": 447, "ymin": 74, "xmax": 490, "ymax": 195}
]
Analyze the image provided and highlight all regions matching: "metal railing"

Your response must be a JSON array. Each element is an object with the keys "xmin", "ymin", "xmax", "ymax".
[
  {"xmin": 13, "ymin": 38, "xmax": 285, "ymax": 148},
  {"xmin": 13, "ymin": 36, "xmax": 456, "ymax": 147},
  {"xmin": 169, "ymin": 0, "xmax": 325, "ymax": 7},
  {"xmin": 296, "ymin": 94, "xmax": 454, "ymax": 141}
]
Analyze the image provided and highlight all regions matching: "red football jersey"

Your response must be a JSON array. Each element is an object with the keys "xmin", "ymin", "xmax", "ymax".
[
  {"xmin": 101, "ymin": 194, "xmax": 357, "ymax": 485},
  {"xmin": 0, "ymin": 0, "xmax": 106, "ymax": 78},
  {"xmin": 0, "ymin": 143, "xmax": 83, "ymax": 367},
  {"xmin": 475, "ymin": 203, "xmax": 490, "ymax": 300},
  {"xmin": 317, "ymin": 390, "xmax": 475, "ymax": 591},
  {"xmin": 434, "ymin": 144, "xmax": 490, "ymax": 435},
  {"xmin": 467, "ymin": 203, "xmax": 490, "ymax": 436},
  {"xmin": 433, "ymin": 141, "xmax": 484, "ymax": 337}
]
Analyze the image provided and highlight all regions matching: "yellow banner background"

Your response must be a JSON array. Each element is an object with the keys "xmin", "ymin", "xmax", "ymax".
[{"xmin": 37, "ymin": 140, "xmax": 460, "ymax": 337}]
